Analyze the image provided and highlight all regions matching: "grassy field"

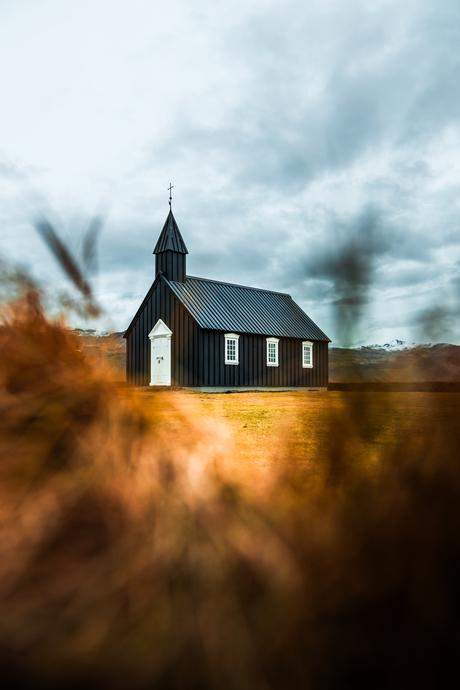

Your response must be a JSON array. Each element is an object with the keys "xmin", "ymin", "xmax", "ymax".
[{"xmin": 138, "ymin": 388, "xmax": 460, "ymax": 476}]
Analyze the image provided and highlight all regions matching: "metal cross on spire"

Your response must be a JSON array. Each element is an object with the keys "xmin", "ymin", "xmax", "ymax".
[{"xmin": 168, "ymin": 183, "xmax": 174, "ymax": 209}]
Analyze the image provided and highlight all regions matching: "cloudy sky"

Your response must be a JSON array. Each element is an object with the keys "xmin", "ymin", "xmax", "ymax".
[{"xmin": 1, "ymin": 0, "xmax": 460, "ymax": 345}]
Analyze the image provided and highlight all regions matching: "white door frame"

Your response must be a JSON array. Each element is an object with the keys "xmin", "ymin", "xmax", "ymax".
[{"xmin": 148, "ymin": 319, "xmax": 172, "ymax": 386}]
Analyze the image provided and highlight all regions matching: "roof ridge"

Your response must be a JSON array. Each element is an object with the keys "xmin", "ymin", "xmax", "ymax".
[{"xmin": 180, "ymin": 275, "xmax": 291, "ymax": 297}]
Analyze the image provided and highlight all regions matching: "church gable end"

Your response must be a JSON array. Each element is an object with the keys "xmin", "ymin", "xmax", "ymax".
[{"xmin": 125, "ymin": 276, "xmax": 201, "ymax": 387}]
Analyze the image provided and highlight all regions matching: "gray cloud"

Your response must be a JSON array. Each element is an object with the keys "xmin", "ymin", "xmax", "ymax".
[
  {"xmin": 415, "ymin": 305, "xmax": 455, "ymax": 342},
  {"xmin": 1, "ymin": 0, "xmax": 460, "ymax": 344},
  {"xmin": 151, "ymin": 1, "xmax": 460, "ymax": 192}
]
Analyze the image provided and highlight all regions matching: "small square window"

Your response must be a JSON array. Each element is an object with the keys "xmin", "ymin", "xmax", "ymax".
[{"xmin": 266, "ymin": 337, "xmax": 279, "ymax": 366}]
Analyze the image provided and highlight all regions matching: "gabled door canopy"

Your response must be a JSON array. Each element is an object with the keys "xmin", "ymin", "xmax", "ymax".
[{"xmin": 149, "ymin": 319, "xmax": 172, "ymax": 339}]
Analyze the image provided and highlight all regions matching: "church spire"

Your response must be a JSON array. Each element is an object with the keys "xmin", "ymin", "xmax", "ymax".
[
  {"xmin": 153, "ymin": 206, "xmax": 188, "ymax": 283},
  {"xmin": 153, "ymin": 209, "xmax": 188, "ymax": 255}
]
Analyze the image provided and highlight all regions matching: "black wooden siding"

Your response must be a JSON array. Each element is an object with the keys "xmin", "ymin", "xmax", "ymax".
[
  {"xmin": 126, "ymin": 280, "xmax": 328, "ymax": 387},
  {"xmin": 155, "ymin": 251, "xmax": 186, "ymax": 283}
]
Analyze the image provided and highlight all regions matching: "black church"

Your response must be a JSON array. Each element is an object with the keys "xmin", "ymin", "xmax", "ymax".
[{"xmin": 124, "ymin": 206, "xmax": 330, "ymax": 390}]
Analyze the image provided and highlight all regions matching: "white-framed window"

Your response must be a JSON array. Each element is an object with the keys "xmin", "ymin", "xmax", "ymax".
[
  {"xmin": 302, "ymin": 341, "xmax": 313, "ymax": 368},
  {"xmin": 266, "ymin": 337, "xmax": 279, "ymax": 366},
  {"xmin": 224, "ymin": 333, "xmax": 240, "ymax": 365}
]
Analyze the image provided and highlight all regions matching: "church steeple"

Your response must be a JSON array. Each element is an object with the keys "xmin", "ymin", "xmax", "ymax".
[{"xmin": 153, "ymin": 209, "xmax": 188, "ymax": 283}]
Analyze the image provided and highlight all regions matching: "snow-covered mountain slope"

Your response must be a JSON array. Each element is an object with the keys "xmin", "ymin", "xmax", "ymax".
[{"xmin": 359, "ymin": 339, "xmax": 423, "ymax": 352}]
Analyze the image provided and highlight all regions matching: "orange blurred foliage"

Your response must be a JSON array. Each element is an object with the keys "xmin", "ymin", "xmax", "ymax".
[{"xmin": 0, "ymin": 286, "xmax": 460, "ymax": 689}]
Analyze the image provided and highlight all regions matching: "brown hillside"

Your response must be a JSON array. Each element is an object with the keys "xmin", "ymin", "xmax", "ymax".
[
  {"xmin": 329, "ymin": 344, "xmax": 460, "ymax": 382},
  {"xmin": 75, "ymin": 329, "xmax": 126, "ymax": 378}
]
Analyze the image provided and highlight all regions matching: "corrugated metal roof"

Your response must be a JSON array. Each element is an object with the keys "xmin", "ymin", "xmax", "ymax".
[
  {"xmin": 153, "ymin": 210, "xmax": 188, "ymax": 254},
  {"xmin": 166, "ymin": 275, "xmax": 330, "ymax": 341}
]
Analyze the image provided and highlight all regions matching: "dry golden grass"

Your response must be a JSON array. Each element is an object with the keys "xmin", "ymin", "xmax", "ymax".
[
  {"xmin": 1, "ymin": 288, "xmax": 460, "ymax": 689},
  {"xmin": 140, "ymin": 388, "xmax": 460, "ymax": 477}
]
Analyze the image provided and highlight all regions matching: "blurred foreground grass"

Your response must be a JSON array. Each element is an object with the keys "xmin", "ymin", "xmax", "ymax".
[{"xmin": 1, "ymin": 287, "xmax": 460, "ymax": 689}]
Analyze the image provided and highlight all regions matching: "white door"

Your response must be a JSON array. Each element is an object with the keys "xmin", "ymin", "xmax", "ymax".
[
  {"xmin": 148, "ymin": 319, "xmax": 173, "ymax": 386},
  {"xmin": 150, "ymin": 336, "xmax": 171, "ymax": 385},
  {"xmin": 151, "ymin": 336, "xmax": 170, "ymax": 385}
]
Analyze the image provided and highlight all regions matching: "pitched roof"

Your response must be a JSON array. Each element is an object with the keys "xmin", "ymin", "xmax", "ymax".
[
  {"xmin": 153, "ymin": 210, "xmax": 188, "ymax": 254},
  {"xmin": 165, "ymin": 275, "xmax": 330, "ymax": 341}
]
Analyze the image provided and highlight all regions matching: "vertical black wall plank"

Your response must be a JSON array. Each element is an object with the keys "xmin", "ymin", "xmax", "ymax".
[
  {"xmin": 155, "ymin": 250, "xmax": 186, "ymax": 283},
  {"xmin": 209, "ymin": 331, "xmax": 214, "ymax": 386},
  {"xmin": 185, "ymin": 307, "xmax": 191, "ymax": 386}
]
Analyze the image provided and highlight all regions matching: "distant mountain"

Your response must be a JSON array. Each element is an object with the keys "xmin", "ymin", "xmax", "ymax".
[
  {"xmin": 73, "ymin": 331, "xmax": 460, "ymax": 383},
  {"xmin": 330, "ymin": 343, "xmax": 460, "ymax": 382}
]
